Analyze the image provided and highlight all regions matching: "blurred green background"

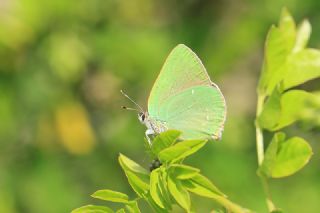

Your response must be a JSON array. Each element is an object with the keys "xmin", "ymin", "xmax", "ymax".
[{"xmin": 0, "ymin": 0, "xmax": 319, "ymax": 212}]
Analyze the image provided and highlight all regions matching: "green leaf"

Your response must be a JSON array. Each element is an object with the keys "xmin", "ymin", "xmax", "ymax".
[
  {"xmin": 258, "ymin": 7, "xmax": 297, "ymax": 95},
  {"xmin": 259, "ymin": 132, "xmax": 313, "ymax": 178},
  {"xmin": 116, "ymin": 209, "xmax": 125, "ymax": 213},
  {"xmin": 150, "ymin": 169, "xmax": 166, "ymax": 209},
  {"xmin": 181, "ymin": 178, "xmax": 217, "ymax": 199},
  {"xmin": 259, "ymin": 90, "xmax": 316, "ymax": 130},
  {"xmin": 275, "ymin": 90, "xmax": 316, "ymax": 130},
  {"xmin": 144, "ymin": 138, "xmax": 154, "ymax": 158},
  {"xmin": 293, "ymin": 19, "xmax": 311, "ymax": 52},
  {"xmin": 258, "ymin": 25, "xmax": 288, "ymax": 94},
  {"xmin": 72, "ymin": 205, "xmax": 113, "ymax": 213},
  {"xmin": 167, "ymin": 175, "xmax": 190, "ymax": 212},
  {"xmin": 283, "ymin": 49, "xmax": 320, "ymax": 89},
  {"xmin": 158, "ymin": 169, "xmax": 174, "ymax": 209},
  {"xmin": 158, "ymin": 139, "xmax": 207, "ymax": 163},
  {"xmin": 125, "ymin": 201, "xmax": 141, "ymax": 213},
  {"xmin": 118, "ymin": 154, "xmax": 149, "ymax": 176},
  {"xmin": 258, "ymin": 132, "xmax": 286, "ymax": 177},
  {"xmin": 158, "ymin": 146, "xmax": 189, "ymax": 162},
  {"xmin": 279, "ymin": 7, "xmax": 296, "ymax": 52},
  {"xmin": 258, "ymin": 86, "xmax": 282, "ymax": 129},
  {"xmin": 91, "ymin": 189, "xmax": 129, "ymax": 203},
  {"xmin": 183, "ymin": 173, "xmax": 225, "ymax": 197},
  {"xmin": 272, "ymin": 136, "xmax": 313, "ymax": 178},
  {"xmin": 145, "ymin": 194, "xmax": 170, "ymax": 213},
  {"xmin": 125, "ymin": 170, "xmax": 149, "ymax": 198},
  {"xmin": 118, "ymin": 154, "xmax": 149, "ymax": 197},
  {"xmin": 258, "ymin": 9, "xmax": 320, "ymax": 96},
  {"xmin": 151, "ymin": 130, "xmax": 181, "ymax": 155},
  {"xmin": 271, "ymin": 209, "xmax": 284, "ymax": 213},
  {"xmin": 182, "ymin": 180, "xmax": 245, "ymax": 213},
  {"xmin": 169, "ymin": 164, "xmax": 200, "ymax": 180},
  {"xmin": 210, "ymin": 210, "xmax": 225, "ymax": 213}
]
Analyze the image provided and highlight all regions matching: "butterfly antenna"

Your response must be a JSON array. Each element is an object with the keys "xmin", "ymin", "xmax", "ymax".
[
  {"xmin": 120, "ymin": 90, "xmax": 144, "ymax": 112},
  {"xmin": 121, "ymin": 106, "xmax": 139, "ymax": 112}
]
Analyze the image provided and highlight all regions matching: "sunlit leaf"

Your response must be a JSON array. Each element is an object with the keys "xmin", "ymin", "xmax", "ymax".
[
  {"xmin": 259, "ymin": 132, "xmax": 313, "ymax": 178},
  {"xmin": 125, "ymin": 201, "xmax": 141, "ymax": 213},
  {"xmin": 151, "ymin": 130, "xmax": 181, "ymax": 155},
  {"xmin": 284, "ymin": 49, "xmax": 320, "ymax": 89},
  {"xmin": 116, "ymin": 209, "xmax": 125, "ymax": 213},
  {"xmin": 210, "ymin": 210, "xmax": 225, "ymax": 213},
  {"xmin": 259, "ymin": 14, "xmax": 319, "ymax": 95},
  {"xmin": 258, "ymin": 9, "xmax": 320, "ymax": 96},
  {"xmin": 118, "ymin": 154, "xmax": 149, "ymax": 176},
  {"xmin": 119, "ymin": 154, "xmax": 149, "ymax": 197},
  {"xmin": 258, "ymin": 25, "xmax": 288, "ymax": 95},
  {"xmin": 91, "ymin": 189, "xmax": 129, "ymax": 203},
  {"xmin": 259, "ymin": 132, "xmax": 286, "ymax": 177},
  {"xmin": 275, "ymin": 90, "xmax": 316, "ymax": 130},
  {"xmin": 125, "ymin": 170, "xmax": 149, "ymax": 198},
  {"xmin": 271, "ymin": 209, "xmax": 284, "ymax": 213},
  {"xmin": 158, "ymin": 139, "xmax": 207, "ymax": 163},
  {"xmin": 167, "ymin": 175, "xmax": 190, "ymax": 211},
  {"xmin": 158, "ymin": 146, "xmax": 189, "ymax": 162},
  {"xmin": 182, "ymin": 178, "xmax": 217, "ymax": 199},
  {"xmin": 145, "ymin": 194, "xmax": 170, "ymax": 213},
  {"xmin": 182, "ymin": 179, "xmax": 245, "ymax": 213},
  {"xmin": 150, "ymin": 169, "xmax": 166, "ymax": 209},
  {"xmin": 71, "ymin": 205, "xmax": 113, "ymax": 213},
  {"xmin": 259, "ymin": 90, "xmax": 316, "ymax": 130},
  {"xmin": 279, "ymin": 7, "xmax": 296, "ymax": 52},
  {"xmin": 158, "ymin": 169, "xmax": 174, "ymax": 209},
  {"xmin": 258, "ymin": 86, "xmax": 282, "ymax": 129},
  {"xmin": 293, "ymin": 19, "xmax": 311, "ymax": 52},
  {"xmin": 169, "ymin": 164, "xmax": 200, "ymax": 180},
  {"xmin": 258, "ymin": 8, "xmax": 297, "ymax": 96},
  {"xmin": 272, "ymin": 136, "xmax": 313, "ymax": 178},
  {"xmin": 257, "ymin": 8, "xmax": 319, "ymax": 97},
  {"xmin": 183, "ymin": 173, "xmax": 225, "ymax": 197}
]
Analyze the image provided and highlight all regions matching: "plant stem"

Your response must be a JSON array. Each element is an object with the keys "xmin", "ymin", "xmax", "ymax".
[
  {"xmin": 255, "ymin": 94, "xmax": 275, "ymax": 212},
  {"xmin": 256, "ymin": 95, "xmax": 265, "ymax": 165},
  {"xmin": 211, "ymin": 194, "xmax": 247, "ymax": 213},
  {"xmin": 260, "ymin": 176, "xmax": 275, "ymax": 211}
]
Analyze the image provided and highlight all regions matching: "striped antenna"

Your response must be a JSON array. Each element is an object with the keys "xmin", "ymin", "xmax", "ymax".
[{"xmin": 120, "ymin": 90, "xmax": 144, "ymax": 112}]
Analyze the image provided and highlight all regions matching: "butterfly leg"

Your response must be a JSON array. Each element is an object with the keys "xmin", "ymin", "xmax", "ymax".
[{"xmin": 145, "ymin": 128, "xmax": 155, "ymax": 144}]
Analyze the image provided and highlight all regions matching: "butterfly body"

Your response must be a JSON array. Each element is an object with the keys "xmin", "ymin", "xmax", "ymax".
[{"xmin": 138, "ymin": 112, "xmax": 167, "ymax": 142}]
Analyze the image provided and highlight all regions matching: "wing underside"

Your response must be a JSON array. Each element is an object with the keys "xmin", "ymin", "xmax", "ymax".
[
  {"xmin": 147, "ymin": 44, "xmax": 226, "ymax": 139},
  {"xmin": 160, "ymin": 86, "xmax": 225, "ymax": 139}
]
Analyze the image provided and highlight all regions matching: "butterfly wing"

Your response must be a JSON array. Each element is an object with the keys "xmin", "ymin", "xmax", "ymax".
[{"xmin": 148, "ymin": 44, "xmax": 226, "ymax": 140}]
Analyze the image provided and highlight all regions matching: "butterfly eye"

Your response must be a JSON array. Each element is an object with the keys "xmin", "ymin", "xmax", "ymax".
[{"xmin": 138, "ymin": 112, "xmax": 145, "ymax": 121}]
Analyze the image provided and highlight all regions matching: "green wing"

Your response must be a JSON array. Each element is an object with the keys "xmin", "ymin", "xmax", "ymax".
[{"xmin": 148, "ymin": 44, "xmax": 226, "ymax": 140}]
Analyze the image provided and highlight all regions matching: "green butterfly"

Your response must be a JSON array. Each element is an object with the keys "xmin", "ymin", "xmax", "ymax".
[{"xmin": 122, "ymin": 44, "xmax": 226, "ymax": 143}]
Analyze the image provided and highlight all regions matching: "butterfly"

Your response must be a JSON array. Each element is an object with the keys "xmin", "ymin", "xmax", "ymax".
[{"xmin": 122, "ymin": 44, "xmax": 226, "ymax": 143}]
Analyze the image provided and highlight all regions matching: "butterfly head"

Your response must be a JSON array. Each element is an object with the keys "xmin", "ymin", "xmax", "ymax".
[{"xmin": 138, "ymin": 112, "xmax": 147, "ymax": 124}]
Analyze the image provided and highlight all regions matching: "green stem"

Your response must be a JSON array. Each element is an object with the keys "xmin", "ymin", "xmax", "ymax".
[
  {"xmin": 211, "ymin": 194, "xmax": 247, "ymax": 213},
  {"xmin": 260, "ymin": 176, "xmax": 275, "ymax": 211},
  {"xmin": 256, "ymin": 94, "xmax": 275, "ymax": 212},
  {"xmin": 256, "ymin": 95, "xmax": 265, "ymax": 165}
]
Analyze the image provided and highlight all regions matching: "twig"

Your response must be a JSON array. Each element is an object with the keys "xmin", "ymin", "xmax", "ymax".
[{"xmin": 255, "ymin": 94, "xmax": 275, "ymax": 212}]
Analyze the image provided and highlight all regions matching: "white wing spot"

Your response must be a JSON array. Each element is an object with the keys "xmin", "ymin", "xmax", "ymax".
[
  {"xmin": 206, "ymin": 115, "xmax": 210, "ymax": 120},
  {"xmin": 192, "ymin": 89, "xmax": 194, "ymax": 94}
]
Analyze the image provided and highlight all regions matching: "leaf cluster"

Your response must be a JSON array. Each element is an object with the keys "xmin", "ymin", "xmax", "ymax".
[
  {"xmin": 257, "ymin": 8, "xmax": 317, "ymax": 179},
  {"xmin": 72, "ymin": 130, "xmax": 249, "ymax": 213}
]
